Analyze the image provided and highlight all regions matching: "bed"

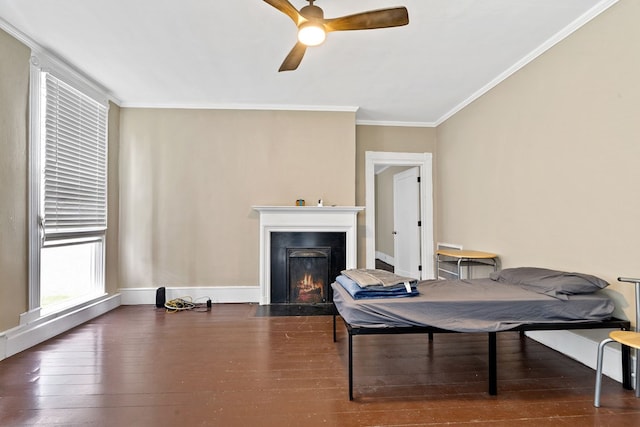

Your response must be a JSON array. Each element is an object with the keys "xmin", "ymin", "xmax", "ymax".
[{"xmin": 331, "ymin": 267, "xmax": 633, "ymax": 400}]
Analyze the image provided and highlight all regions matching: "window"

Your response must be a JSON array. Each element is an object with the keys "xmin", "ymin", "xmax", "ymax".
[{"xmin": 29, "ymin": 55, "xmax": 109, "ymax": 314}]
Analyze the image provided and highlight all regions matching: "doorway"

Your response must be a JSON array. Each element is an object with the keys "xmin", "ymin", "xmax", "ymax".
[{"xmin": 365, "ymin": 151, "xmax": 434, "ymax": 279}]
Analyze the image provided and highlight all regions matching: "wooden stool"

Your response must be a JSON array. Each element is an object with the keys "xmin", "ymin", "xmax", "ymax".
[{"xmin": 594, "ymin": 277, "xmax": 640, "ymax": 407}]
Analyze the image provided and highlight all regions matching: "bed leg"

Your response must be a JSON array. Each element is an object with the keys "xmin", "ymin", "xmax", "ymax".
[
  {"xmin": 333, "ymin": 313, "xmax": 337, "ymax": 343},
  {"xmin": 489, "ymin": 332, "xmax": 497, "ymax": 395},
  {"xmin": 622, "ymin": 343, "xmax": 632, "ymax": 390},
  {"xmin": 349, "ymin": 332, "xmax": 354, "ymax": 400},
  {"xmin": 428, "ymin": 332, "xmax": 433, "ymax": 341}
]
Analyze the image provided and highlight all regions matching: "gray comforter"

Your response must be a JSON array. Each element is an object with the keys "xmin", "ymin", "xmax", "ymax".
[{"xmin": 332, "ymin": 277, "xmax": 614, "ymax": 333}]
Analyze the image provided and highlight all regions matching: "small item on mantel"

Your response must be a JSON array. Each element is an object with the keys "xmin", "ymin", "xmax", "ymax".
[
  {"xmin": 317, "ymin": 199, "xmax": 323, "ymax": 207},
  {"xmin": 296, "ymin": 199, "xmax": 305, "ymax": 206}
]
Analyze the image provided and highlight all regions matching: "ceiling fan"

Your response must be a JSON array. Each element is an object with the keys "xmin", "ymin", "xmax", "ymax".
[{"xmin": 263, "ymin": 0, "xmax": 409, "ymax": 71}]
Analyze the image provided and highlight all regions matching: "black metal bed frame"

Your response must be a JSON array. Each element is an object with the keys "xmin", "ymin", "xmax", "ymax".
[{"xmin": 332, "ymin": 309, "xmax": 632, "ymax": 400}]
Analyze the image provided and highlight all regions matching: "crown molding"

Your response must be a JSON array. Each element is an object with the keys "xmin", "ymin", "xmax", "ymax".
[
  {"xmin": 118, "ymin": 102, "xmax": 359, "ymax": 113},
  {"xmin": 356, "ymin": 119, "xmax": 436, "ymax": 128}
]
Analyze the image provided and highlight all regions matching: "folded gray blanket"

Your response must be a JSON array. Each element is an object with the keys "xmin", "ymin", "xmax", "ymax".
[{"xmin": 341, "ymin": 268, "xmax": 417, "ymax": 288}]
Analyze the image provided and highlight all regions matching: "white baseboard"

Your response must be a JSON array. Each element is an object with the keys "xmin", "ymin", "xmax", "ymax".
[
  {"xmin": 0, "ymin": 294, "xmax": 121, "ymax": 361},
  {"xmin": 375, "ymin": 251, "xmax": 394, "ymax": 266},
  {"xmin": 118, "ymin": 286, "xmax": 261, "ymax": 305},
  {"xmin": 527, "ymin": 329, "xmax": 636, "ymax": 385},
  {"xmin": 0, "ymin": 286, "xmax": 258, "ymax": 361}
]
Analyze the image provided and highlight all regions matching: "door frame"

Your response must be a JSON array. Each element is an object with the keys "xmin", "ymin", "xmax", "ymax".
[{"xmin": 365, "ymin": 151, "xmax": 434, "ymax": 279}]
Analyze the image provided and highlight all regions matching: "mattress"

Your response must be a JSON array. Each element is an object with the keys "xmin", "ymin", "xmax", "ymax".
[{"xmin": 331, "ymin": 278, "xmax": 615, "ymax": 333}]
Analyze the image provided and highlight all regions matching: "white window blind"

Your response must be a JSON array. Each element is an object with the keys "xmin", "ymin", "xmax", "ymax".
[{"xmin": 42, "ymin": 72, "xmax": 108, "ymax": 237}]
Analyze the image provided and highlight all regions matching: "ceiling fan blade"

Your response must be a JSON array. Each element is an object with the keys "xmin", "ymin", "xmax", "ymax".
[
  {"xmin": 324, "ymin": 7, "xmax": 409, "ymax": 32},
  {"xmin": 279, "ymin": 42, "xmax": 307, "ymax": 72},
  {"xmin": 263, "ymin": 0, "xmax": 304, "ymax": 25}
]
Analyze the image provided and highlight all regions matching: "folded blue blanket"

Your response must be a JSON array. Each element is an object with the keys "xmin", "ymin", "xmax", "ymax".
[{"xmin": 336, "ymin": 275, "xmax": 419, "ymax": 299}]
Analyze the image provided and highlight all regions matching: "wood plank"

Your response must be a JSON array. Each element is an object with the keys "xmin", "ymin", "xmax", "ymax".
[{"xmin": 0, "ymin": 304, "xmax": 638, "ymax": 426}]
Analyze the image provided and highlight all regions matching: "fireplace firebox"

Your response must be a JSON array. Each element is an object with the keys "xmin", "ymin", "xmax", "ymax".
[
  {"xmin": 287, "ymin": 248, "xmax": 330, "ymax": 304},
  {"xmin": 270, "ymin": 232, "xmax": 346, "ymax": 304}
]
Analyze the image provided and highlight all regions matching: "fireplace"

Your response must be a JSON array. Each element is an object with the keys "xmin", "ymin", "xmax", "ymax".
[
  {"xmin": 270, "ymin": 232, "xmax": 345, "ymax": 304},
  {"xmin": 253, "ymin": 205, "xmax": 363, "ymax": 305},
  {"xmin": 287, "ymin": 248, "xmax": 330, "ymax": 304}
]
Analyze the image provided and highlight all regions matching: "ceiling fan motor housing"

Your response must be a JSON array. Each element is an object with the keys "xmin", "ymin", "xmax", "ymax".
[{"xmin": 300, "ymin": 4, "xmax": 324, "ymax": 21}]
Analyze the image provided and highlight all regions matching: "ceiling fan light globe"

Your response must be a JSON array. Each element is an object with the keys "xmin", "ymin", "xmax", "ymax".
[{"xmin": 298, "ymin": 22, "xmax": 326, "ymax": 46}]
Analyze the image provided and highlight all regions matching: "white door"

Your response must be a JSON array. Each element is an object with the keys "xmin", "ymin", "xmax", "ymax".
[{"xmin": 393, "ymin": 167, "xmax": 421, "ymax": 279}]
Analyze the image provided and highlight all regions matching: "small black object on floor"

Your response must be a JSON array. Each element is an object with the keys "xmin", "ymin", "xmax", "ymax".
[{"xmin": 255, "ymin": 303, "xmax": 335, "ymax": 317}]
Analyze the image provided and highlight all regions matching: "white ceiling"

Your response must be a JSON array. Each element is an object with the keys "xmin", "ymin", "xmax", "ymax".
[{"xmin": 0, "ymin": 0, "xmax": 615, "ymax": 126}]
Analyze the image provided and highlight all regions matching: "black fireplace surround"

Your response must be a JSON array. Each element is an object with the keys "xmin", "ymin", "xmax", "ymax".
[{"xmin": 270, "ymin": 232, "xmax": 346, "ymax": 304}]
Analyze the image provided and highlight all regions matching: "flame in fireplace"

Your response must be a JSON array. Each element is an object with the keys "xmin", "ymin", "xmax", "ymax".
[{"xmin": 295, "ymin": 273, "xmax": 324, "ymax": 303}]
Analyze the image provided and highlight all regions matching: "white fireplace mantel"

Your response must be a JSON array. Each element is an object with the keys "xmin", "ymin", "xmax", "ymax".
[{"xmin": 253, "ymin": 206, "xmax": 364, "ymax": 305}]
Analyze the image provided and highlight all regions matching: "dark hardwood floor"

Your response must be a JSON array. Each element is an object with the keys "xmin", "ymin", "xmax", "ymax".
[
  {"xmin": 0, "ymin": 304, "xmax": 638, "ymax": 426},
  {"xmin": 375, "ymin": 258, "xmax": 394, "ymax": 273}
]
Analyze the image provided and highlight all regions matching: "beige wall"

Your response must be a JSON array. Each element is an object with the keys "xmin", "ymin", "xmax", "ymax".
[
  {"xmin": 118, "ymin": 108, "xmax": 355, "ymax": 288},
  {"xmin": 436, "ymin": 0, "xmax": 640, "ymax": 322},
  {"xmin": 356, "ymin": 125, "xmax": 437, "ymax": 266},
  {"xmin": 0, "ymin": 28, "xmax": 30, "ymax": 331}
]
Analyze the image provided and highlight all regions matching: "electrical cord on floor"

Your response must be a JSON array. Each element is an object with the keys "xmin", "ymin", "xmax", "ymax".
[{"xmin": 164, "ymin": 296, "xmax": 212, "ymax": 313}]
